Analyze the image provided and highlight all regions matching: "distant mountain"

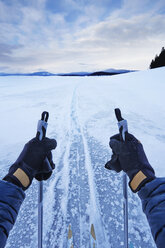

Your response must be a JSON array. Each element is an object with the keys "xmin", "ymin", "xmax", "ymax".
[
  {"xmin": 89, "ymin": 69, "xmax": 135, "ymax": 76},
  {"xmin": 58, "ymin": 69, "xmax": 135, "ymax": 76},
  {"xmin": 57, "ymin": 72, "xmax": 90, "ymax": 76},
  {"xmin": 0, "ymin": 71, "xmax": 56, "ymax": 76},
  {"xmin": 28, "ymin": 71, "xmax": 56, "ymax": 76},
  {"xmin": 104, "ymin": 68, "xmax": 133, "ymax": 73},
  {"xmin": 0, "ymin": 69, "xmax": 135, "ymax": 77}
]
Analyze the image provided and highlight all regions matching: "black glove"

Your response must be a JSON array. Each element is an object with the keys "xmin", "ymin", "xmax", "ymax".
[
  {"xmin": 105, "ymin": 133, "xmax": 155, "ymax": 192},
  {"xmin": 3, "ymin": 137, "xmax": 57, "ymax": 190}
]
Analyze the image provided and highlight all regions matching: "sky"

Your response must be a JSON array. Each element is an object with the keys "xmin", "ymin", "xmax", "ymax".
[{"xmin": 0, "ymin": 0, "xmax": 165, "ymax": 73}]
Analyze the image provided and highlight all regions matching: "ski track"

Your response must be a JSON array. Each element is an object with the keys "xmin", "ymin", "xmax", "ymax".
[
  {"xmin": 68, "ymin": 87, "xmax": 109, "ymax": 248},
  {"xmin": 75, "ymin": 89, "xmax": 110, "ymax": 248},
  {"xmin": 44, "ymin": 85, "xmax": 111, "ymax": 248}
]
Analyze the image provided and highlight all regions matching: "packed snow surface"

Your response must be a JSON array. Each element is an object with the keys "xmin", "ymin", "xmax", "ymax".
[{"xmin": 1, "ymin": 68, "xmax": 164, "ymax": 247}]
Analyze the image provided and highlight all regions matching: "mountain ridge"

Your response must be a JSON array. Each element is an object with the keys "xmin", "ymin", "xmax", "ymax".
[{"xmin": 0, "ymin": 69, "xmax": 136, "ymax": 77}]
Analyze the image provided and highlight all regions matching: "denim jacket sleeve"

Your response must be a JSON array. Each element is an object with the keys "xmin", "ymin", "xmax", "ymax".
[
  {"xmin": 0, "ymin": 180, "xmax": 25, "ymax": 248},
  {"xmin": 138, "ymin": 178, "xmax": 165, "ymax": 248}
]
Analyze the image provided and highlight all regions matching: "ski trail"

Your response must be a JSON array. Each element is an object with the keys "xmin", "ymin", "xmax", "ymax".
[
  {"xmin": 44, "ymin": 139, "xmax": 71, "ymax": 248},
  {"xmin": 82, "ymin": 134, "xmax": 110, "ymax": 247},
  {"xmin": 46, "ymin": 84, "xmax": 111, "ymax": 247},
  {"xmin": 66, "ymin": 87, "xmax": 89, "ymax": 248},
  {"xmin": 44, "ymin": 82, "xmax": 89, "ymax": 248},
  {"xmin": 74, "ymin": 89, "xmax": 110, "ymax": 248},
  {"xmin": 43, "ymin": 83, "xmax": 79, "ymax": 248}
]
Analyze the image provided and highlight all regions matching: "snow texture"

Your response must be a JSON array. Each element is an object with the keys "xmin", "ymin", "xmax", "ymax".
[{"xmin": 0, "ymin": 68, "xmax": 164, "ymax": 247}]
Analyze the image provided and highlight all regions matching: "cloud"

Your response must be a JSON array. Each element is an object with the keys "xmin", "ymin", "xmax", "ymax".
[
  {"xmin": 0, "ymin": 43, "xmax": 23, "ymax": 63},
  {"xmin": 76, "ymin": 14, "xmax": 165, "ymax": 47},
  {"xmin": 0, "ymin": 0, "xmax": 165, "ymax": 72}
]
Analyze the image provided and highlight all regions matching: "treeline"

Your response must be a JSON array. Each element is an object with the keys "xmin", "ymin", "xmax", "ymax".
[{"xmin": 150, "ymin": 47, "xmax": 165, "ymax": 69}]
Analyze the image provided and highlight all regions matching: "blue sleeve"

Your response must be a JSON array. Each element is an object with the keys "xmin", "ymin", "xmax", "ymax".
[
  {"xmin": 0, "ymin": 180, "xmax": 25, "ymax": 248},
  {"xmin": 138, "ymin": 178, "xmax": 165, "ymax": 248}
]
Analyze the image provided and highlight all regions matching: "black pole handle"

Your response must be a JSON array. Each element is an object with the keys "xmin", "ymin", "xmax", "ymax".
[
  {"xmin": 115, "ymin": 108, "xmax": 124, "ymax": 122},
  {"xmin": 41, "ymin": 111, "xmax": 49, "ymax": 123}
]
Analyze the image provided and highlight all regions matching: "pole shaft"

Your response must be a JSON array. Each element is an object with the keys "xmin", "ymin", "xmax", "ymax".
[
  {"xmin": 114, "ymin": 109, "xmax": 129, "ymax": 248},
  {"xmin": 37, "ymin": 112, "xmax": 49, "ymax": 248},
  {"xmin": 38, "ymin": 181, "xmax": 43, "ymax": 248},
  {"xmin": 123, "ymin": 173, "xmax": 128, "ymax": 248}
]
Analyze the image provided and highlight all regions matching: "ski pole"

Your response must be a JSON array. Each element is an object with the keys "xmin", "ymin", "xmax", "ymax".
[
  {"xmin": 36, "ymin": 111, "xmax": 49, "ymax": 248},
  {"xmin": 114, "ymin": 108, "xmax": 128, "ymax": 248}
]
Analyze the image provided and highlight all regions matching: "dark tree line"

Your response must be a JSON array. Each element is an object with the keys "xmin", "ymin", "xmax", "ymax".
[{"xmin": 150, "ymin": 47, "xmax": 165, "ymax": 69}]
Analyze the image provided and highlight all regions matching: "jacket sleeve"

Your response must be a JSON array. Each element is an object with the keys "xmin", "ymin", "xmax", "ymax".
[
  {"xmin": 0, "ymin": 180, "xmax": 25, "ymax": 248},
  {"xmin": 138, "ymin": 178, "xmax": 165, "ymax": 248}
]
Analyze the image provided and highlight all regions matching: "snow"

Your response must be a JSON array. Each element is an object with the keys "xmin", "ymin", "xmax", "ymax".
[{"xmin": 1, "ymin": 67, "xmax": 164, "ymax": 247}]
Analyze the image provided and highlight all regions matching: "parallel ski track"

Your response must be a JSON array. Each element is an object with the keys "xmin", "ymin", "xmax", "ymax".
[
  {"xmin": 74, "ymin": 89, "xmax": 110, "ymax": 248},
  {"xmin": 44, "ymin": 108, "xmax": 73, "ymax": 247},
  {"xmin": 45, "ymin": 85, "xmax": 110, "ymax": 248},
  {"xmin": 66, "ymin": 87, "xmax": 90, "ymax": 248}
]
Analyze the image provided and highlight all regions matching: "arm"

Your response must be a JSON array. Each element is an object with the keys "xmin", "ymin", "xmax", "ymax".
[
  {"xmin": 0, "ymin": 180, "xmax": 25, "ymax": 248},
  {"xmin": 138, "ymin": 178, "xmax": 165, "ymax": 248},
  {"xmin": 105, "ymin": 133, "xmax": 164, "ymax": 248},
  {"xmin": 0, "ymin": 137, "xmax": 57, "ymax": 247}
]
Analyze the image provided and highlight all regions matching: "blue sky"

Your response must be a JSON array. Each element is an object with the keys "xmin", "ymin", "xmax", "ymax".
[{"xmin": 0, "ymin": 0, "xmax": 165, "ymax": 73}]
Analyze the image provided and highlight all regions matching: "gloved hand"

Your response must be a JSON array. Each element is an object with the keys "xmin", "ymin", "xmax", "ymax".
[
  {"xmin": 3, "ymin": 137, "xmax": 57, "ymax": 190},
  {"xmin": 35, "ymin": 151, "xmax": 55, "ymax": 181},
  {"xmin": 105, "ymin": 133, "xmax": 155, "ymax": 192}
]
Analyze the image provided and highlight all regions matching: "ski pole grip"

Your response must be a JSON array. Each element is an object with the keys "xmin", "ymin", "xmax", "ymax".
[
  {"xmin": 115, "ymin": 108, "xmax": 124, "ymax": 122},
  {"xmin": 114, "ymin": 108, "xmax": 128, "ymax": 141},
  {"xmin": 36, "ymin": 112, "xmax": 49, "ymax": 141},
  {"xmin": 36, "ymin": 112, "xmax": 52, "ymax": 174}
]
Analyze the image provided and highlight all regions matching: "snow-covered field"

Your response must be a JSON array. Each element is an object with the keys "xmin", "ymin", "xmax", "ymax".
[{"xmin": 0, "ymin": 68, "xmax": 165, "ymax": 248}]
